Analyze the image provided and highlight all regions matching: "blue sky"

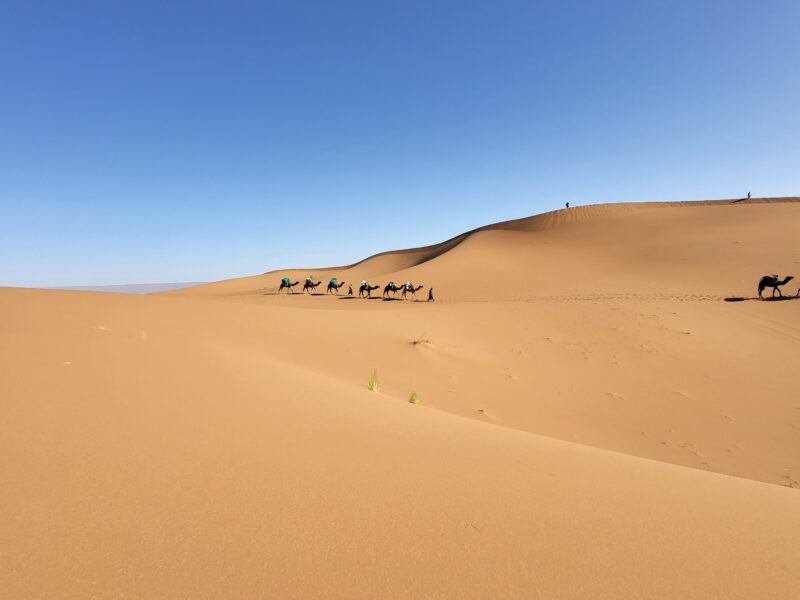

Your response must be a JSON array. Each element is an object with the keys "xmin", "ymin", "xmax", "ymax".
[{"xmin": 1, "ymin": 0, "xmax": 798, "ymax": 286}]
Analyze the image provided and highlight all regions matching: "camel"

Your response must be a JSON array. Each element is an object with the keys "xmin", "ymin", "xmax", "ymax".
[
  {"xmin": 401, "ymin": 284, "xmax": 424, "ymax": 300},
  {"xmin": 359, "ymin": 283, "xmax": 380, "ymax": 298},
  {"xmin": 303, "ymin": 280, "xmax": 322, "ymax": 294},
  {"xmin": 327, "ymin": 280, "xmax": 346, "ymax": 294},
  {"xmin": 383, "ymin": 282, "xmax": 401, "ymax": 298},
  {"xmin": 278, "ymin": 280, "xmax": 299, "ymax": 294},
  {"xmin": 758, "ymin": 274, "xmax": 794, "ymax": 299}
]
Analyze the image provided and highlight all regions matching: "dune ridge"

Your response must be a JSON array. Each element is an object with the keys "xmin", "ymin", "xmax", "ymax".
[
  {"xmin": 279, "ymin": 196, "xmax": 800, "ymax": 274},
  {"xmin": 173, "ymin": 196, "xmax": 799, "ymax": 298}
]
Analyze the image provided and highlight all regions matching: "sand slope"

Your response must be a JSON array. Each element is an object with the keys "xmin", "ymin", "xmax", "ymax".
[
  {"xmin": 3, "ymin": 198, "xmax": 800, "ymax": 598},
  {"xmin": 171, "ymin": 199, "xmax": 800, "ymax": 486}
]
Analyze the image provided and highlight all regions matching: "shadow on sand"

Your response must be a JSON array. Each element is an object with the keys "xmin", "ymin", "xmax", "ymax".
[
  {"xmin": 261, "ymin": 291, "xmax": 326, "ymax": 296},
  {"xmin": 725, "ymin": 296, "xmax": 799, "ymax": 302}
]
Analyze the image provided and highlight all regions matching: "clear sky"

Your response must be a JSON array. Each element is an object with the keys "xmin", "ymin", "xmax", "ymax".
[{"xmin": 2, "ymin": 1, "xmax": 799, "ymax": 287}]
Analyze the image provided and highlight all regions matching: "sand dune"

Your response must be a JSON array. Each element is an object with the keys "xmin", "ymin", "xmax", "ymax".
[
  {"xmin": 176, "ymin": 197, "xmax": 799, "ymax": 299},
  {"xmin": 3, "ymin": 198, "xmax": 800, "ymax": 598},
  {"xmin": 172, "ymin": 198, "xmax": 800, "ymax": 485}
]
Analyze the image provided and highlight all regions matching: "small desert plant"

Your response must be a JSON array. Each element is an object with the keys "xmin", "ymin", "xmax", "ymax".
[
  {"xmin": 409, "ymin": 391, "xmax": 419, "ymax": 404},
  {"xmin": 368, "ymin": 368, "xmax": 380, "ymax": 392}
]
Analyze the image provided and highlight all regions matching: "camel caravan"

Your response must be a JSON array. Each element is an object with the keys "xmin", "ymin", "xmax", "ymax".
[
  {"xmin": 278, "ymin": 273, "xmax": 797, "ymax": 302},
  {"xmin": 278, "ymin": 276, "xmax": 434, "ymax": 302}
]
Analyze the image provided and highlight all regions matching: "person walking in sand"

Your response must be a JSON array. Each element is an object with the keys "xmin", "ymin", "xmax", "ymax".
[
  {"xmin": 565, "ymin": 202, "xmax": 570, "ymax": 209},
  {"xmin": 747, "ymin": 192, "xmax": 751, "ymax": 200},
  {"xmin": 427, "ymin": 288, "xmax": 435, "ymax": 302},
  {"xmin": 348, "ymin": 283, "xmax": 353, "ymax": 296}
]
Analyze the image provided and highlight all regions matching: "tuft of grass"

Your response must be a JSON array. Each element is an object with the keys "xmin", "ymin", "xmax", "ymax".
[
  {"xmin": 409, "ymin": 391, "xmax": 419, "ymax": 404},
  {"xmin": 368, "ymin": 368, "xmax": 380, "ymax": 392}
]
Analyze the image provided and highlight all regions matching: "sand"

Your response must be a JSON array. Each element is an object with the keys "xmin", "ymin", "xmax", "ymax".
[{"xmin": 2, "ymin": 197, "xmax": 799, "ymax": 598}]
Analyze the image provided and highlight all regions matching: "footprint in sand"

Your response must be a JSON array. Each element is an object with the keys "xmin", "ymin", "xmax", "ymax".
[{"xmin": 93, "ymin": 324, "xmax": 111, "ymax": 332}]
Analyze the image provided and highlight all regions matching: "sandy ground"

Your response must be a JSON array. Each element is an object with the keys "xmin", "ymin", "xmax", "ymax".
[{"xmin": 2, "ymin": 198, "xmax": 800, "ymax": 598}]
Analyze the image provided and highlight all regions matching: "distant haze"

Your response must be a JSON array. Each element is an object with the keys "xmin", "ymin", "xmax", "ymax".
[{"xmin": 50, "ymin": 282, "xmax": 207, "ymax": 294}]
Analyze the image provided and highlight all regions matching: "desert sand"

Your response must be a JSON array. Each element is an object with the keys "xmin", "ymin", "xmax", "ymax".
[{"xmin": 2, "ymin": 197, "xmax": 800, "ymax": 598}]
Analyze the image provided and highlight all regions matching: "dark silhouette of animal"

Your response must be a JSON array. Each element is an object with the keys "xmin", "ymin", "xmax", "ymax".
[
  {"xmin": 401, "ymin": 284, "xmax": 424, "ymax": 300},
  {"xmin": 359, "ymin": 283, "xmax": 380, "ymax": 298},
  {"xmin": 758, "ymin": 274, "xmax": 794, "ymax": 299},
  {"xmin": 383, "ymin": 282, "xmax": 402, "ymax": 298},
  {"xmin": 327, "ymin": 280, "xmax": 345, "ymax": 294},
  {"xmin": 278, "ymin": 280, "xmax": 299, "ymax": 294},
  {"xmin": 303, "ymin": 280, "xmax": 322, "ymax": 294}
]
